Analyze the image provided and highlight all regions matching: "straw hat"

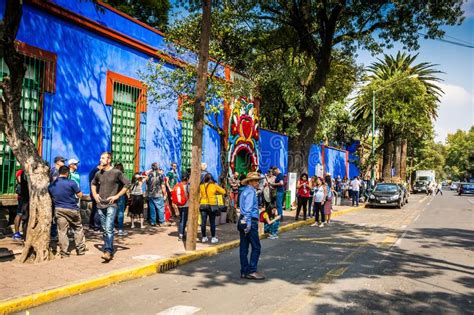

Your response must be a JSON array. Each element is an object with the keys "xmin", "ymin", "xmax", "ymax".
[{"xmin": 241, "ymin": 172, "xmax": 263, "ymax": 185}]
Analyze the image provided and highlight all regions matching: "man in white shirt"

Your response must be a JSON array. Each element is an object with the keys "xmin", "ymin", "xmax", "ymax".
[{"xmin": 351, "ymin": 176, "xmax": 361, "ymax": 206}]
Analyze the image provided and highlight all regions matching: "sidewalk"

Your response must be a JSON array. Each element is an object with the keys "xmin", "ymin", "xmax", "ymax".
[{"xmin": 0, "ymin": 199, "xmax": 359, "ymax": 304}]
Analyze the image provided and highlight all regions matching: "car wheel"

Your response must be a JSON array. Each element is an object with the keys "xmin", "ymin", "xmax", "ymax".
[{"xmin": 397, "ymin": 201, "xmax": 402, "ymax": 209}]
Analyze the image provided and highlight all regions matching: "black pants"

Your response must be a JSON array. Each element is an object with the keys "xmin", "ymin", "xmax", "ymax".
[
  {"xmin": 296, "ymin": 196, "xmax": 310, "ymax": 220},
  {"xmin": 314, "ymin": 202, "xmax": 325, "ymax": 223}
]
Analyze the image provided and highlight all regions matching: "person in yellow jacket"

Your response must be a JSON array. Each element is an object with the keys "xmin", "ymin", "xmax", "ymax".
[{"xmin": 200, "ymin": 173, "xmax": 226, "ymax": 243}]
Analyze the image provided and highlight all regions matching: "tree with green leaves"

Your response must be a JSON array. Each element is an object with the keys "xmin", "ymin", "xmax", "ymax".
[
  {"xmin": 352, "ymin": 52, "xmax": 443, "ymax": 181},
  {"xmin": 444, "ymin": 127, "xmax": 474, "ymax": 181},
  {"xmin": 103, "ymin": 0, "xmax": 170, "ymax": 31},
  {"xmin": 239, "ymin": 0, "xmax": 464, "ymax": 173}
]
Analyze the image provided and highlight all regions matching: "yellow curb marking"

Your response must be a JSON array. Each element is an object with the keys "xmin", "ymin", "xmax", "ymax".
[{"xmin": 0, "ymin": 205, "xmax": 368, "ymax": 315}]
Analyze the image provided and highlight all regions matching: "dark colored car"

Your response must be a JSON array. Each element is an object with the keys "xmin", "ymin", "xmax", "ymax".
[
  {"xmin": 398, "ymin": 184, "xmax": 409, "ymax": 205},
  {"xmin": 458, "ymin": 183, "xmax": 474, "ymax": 195},
  {"xmin": 367, "ymin": 183, "xmax": 404, "ymax": 208}
]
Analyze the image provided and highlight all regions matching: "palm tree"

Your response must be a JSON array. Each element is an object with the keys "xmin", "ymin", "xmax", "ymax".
[{"xmin": 352, "ymin": 52, "xmax": 443, "ymax": 181}]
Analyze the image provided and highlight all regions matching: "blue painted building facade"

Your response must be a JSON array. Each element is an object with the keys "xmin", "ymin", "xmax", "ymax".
[
  {"xmin": 0, "ymin": 0, "xmax": 359, "ymax": 198},
  {"xmin": 0, "ymin": 0, "xmax": 229, "ymax": 195}
]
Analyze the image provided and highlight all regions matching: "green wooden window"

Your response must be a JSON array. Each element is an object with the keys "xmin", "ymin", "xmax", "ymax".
[
  {"xmin": 0, "ymin": 57, "xmax": 44, "ymax": 195},
  {"xmin": 181, "ymin": 117, "xmax": 193, "ymax": 172},
  {"xmin": 111, "ymin": 82, "xmax": 140, "ymax": 180}
]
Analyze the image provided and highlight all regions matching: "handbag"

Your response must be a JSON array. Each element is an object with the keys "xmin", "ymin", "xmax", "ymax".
[{"xmin": 210, "ymin": 205, "xmax": 221, "ymax": 216}]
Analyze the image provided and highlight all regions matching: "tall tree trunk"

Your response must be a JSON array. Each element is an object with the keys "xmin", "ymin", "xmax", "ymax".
[
  {"xmin": 393, "ymin": 138, "xmax": 401, "ymax": 181},
  {"xmin": 382, "ymin": 140, "xmax": 394, "ymax": 181},
  {"xmin": 400, "ymin": 139, "xmax": 408, "ymax": 182},
  {"xmin": 382, "ymin": 127, "xmax": 394, "ymax": 181},
  {"xmin": 286, "ymin": 2, "xmax": 342, "ymax": 174},
  {"xmin": 185, "ymin": 0, "xmax": 211, "ymax": 251},
  {"xmin": 0, "ymin": 0, "xmax": 52, "ymax": 263}
]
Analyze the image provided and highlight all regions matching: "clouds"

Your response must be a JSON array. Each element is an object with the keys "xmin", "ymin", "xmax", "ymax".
[
  {"xmin": 434, "ymin": 82, "xmax": 473, "ymax": 142},
  {"xmin": 463, "ymin": 0, "xmax": 474, "ymax": 19}
]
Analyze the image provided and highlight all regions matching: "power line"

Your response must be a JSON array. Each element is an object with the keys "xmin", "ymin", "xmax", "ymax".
[{"xmin": 418, "ymin": 32, "xmax": 474, "ymax": 49}]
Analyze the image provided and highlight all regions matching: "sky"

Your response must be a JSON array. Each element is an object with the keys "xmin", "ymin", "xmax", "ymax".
[{"xmin": 356, "ymin": 0, "xmax": 474, "ymax": 143}]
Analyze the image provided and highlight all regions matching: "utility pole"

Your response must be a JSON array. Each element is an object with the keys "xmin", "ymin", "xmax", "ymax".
[{"xmin": 185, "ymin": 0, "xmax": 212, "ymax": 251}]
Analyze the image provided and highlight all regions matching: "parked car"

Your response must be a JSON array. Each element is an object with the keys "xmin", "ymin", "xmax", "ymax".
[
  {"xmin": 450, "ymin": 182, "xmax": 459, "ymax": 190},
  {"xmin": 398, "ymin": 184, "xmax": 409, "ymax": 205},
  {"xmin": 458, "ymin": 183, "xmax": 474, "ymax": 195},
  {"xmin": 367, "ymin": 183, "xmax": 404, "ymax": 208}
]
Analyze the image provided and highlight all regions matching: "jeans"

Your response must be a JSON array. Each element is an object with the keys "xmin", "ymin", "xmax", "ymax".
[
  {"xmin": 148, "ymin": 197, "xmax": 165, "ymax": 224},
  {"xmin": 178, "ymin": 207, "xmax": 188, "ymax": 236},
  {"xmin": 239, "ymin": 219, "xmax": 261, "ymax": 275},
  {"xmin": 200, "ymin": 210, "xmax": 217, "ymax": 238},
  {"xmin": 98, "ymin": 206, "xmax": 117, "ymax": 254},
  {"xmin": 116, "ymin": 195, "xmax": 126, "ymax": 230},
  {"xmin": 352, "ymin": 191, "xmax": 360, "ymax": 206},
  {"xmin": 276, "ymin": 190, "xmax": 284, "ymax": 217},
  {"xmin": 264, "ymin": 220, "xmax": 280, "ymax": 235}
]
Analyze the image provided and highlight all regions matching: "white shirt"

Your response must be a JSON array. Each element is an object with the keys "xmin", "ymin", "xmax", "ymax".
[{"xmin": 351, "ymin": 179, "xmax": 361, "ymax": 191}]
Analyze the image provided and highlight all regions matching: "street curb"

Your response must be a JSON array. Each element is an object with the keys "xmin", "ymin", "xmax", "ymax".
[{"xmin": 0, "ymin": 204, "xmax": 366, "ymax": 314}]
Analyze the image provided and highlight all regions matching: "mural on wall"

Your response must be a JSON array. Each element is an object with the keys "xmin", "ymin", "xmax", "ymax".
[{"xmin": 227, "ymin": 97, "xmax": 259, "ymax": 176}]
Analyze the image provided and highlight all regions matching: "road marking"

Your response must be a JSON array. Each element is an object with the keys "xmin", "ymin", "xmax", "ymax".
[
  {"xmin": 467, "ymin": 199, "xmax": 474, "ymax": 205},
  {"xmin": 414, "ymin": 214, "xmax": 421, "ymax": 222},
  {"xmin": 418, "ymin": 196, "xmax": 428, "ymax": 203},
  {"xmin": 394, "ymin": 230, "xmax": 409, "ymax": 248},
  {"xmin": 273, "ymin": 246, "xmax": 364, "ymax": 315},
  {"xmin": 156, "ymin": 305, "xmax": 201, "ymax": 315}
]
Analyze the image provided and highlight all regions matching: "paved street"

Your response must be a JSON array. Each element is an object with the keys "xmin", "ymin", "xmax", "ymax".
[{"xmin": 24, "ymin": 191, "xmax": 473, "ymax": 314}]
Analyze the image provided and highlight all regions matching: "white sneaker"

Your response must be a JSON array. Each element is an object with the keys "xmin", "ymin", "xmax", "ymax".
[
  {"xmin": 202, "ymin": 237, "xmax": 209, "ymax": 243},
  {"xmin": 211, "ymin": 237, "xmax": 219, "ymax": 244},
  {"xmin": 319, "ymin": 223, "xmax": 324, "ymax": 227}
]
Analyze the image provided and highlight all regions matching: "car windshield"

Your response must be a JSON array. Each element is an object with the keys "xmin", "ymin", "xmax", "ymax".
[
  {"xmin": 462, "ymin": 184, "xmax": 474, "ymax": 189},
  {"xmin": 417, "ymin": 176, "xmax": 430, "ymax": 181},
  {"xmin": 375, "ymin": 184, "xmax": 398, "ymax": 192}
]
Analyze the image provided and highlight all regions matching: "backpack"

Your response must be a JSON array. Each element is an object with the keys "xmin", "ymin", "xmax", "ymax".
[{"xmin": 171, "ymin": 182, "xmax": 188, "ymax": 207}]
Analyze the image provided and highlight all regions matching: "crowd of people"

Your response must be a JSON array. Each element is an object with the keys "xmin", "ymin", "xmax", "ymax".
[{"xmin": 11, "ymin": 151, "xmax": 375, "ymax": 264}]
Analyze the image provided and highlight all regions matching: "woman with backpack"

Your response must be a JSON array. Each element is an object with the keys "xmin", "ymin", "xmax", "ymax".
[
  {"xmin": 200, "ymin": 173, "xmax": 226, "ymax": 244},
  {"xmin": 129, "ymin": 172, "xmax": 146, "ymax": 229},
  {"xmin": 172, "ymin": 173, "xmax": 190, "ymax": 241}
]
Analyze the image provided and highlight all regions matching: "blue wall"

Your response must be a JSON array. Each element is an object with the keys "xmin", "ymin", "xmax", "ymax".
[
  {"xmin": 348, "ymin": 153, "xmax": 360, "ymax": 179},
  {"xmin": 258, "ymin": 129, "xmax": 288, "ymax": 174},
  {"xmin": 324, "ymin": 147, "xmax": 347, "ymax": 179},
  {"xmin": 308, "ymin": 144, "xmax": 323, "ymax": 177},
  {"xmin": 3, "ymin": 0, "xmax": 226, "ymax": 194}
]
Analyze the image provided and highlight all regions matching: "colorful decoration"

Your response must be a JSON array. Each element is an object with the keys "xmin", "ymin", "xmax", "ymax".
[{"xmin": 227, "ymin": 97, "xmax": 259, "ymax": 175}]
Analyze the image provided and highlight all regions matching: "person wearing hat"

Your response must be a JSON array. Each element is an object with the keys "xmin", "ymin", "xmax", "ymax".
[
  {"xmin": 68, "ymin": 158, "xmax": 80, "ymax": 187},
  {"xmin": 50, "ymin": 156, "xmax": 66, "ymax": 183},
  {"xmin": 238, "ymin": 172, "xmax": 265, "ymax": 280},
  {"xmin": 48, "ymin": 165, "xmax": 86, "ymax": 258}
]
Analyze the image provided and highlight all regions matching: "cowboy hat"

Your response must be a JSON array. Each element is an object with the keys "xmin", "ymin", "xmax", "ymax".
[{"xmin": 241, "ymin": 172, "xmax": 263, "ymax": 185}]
